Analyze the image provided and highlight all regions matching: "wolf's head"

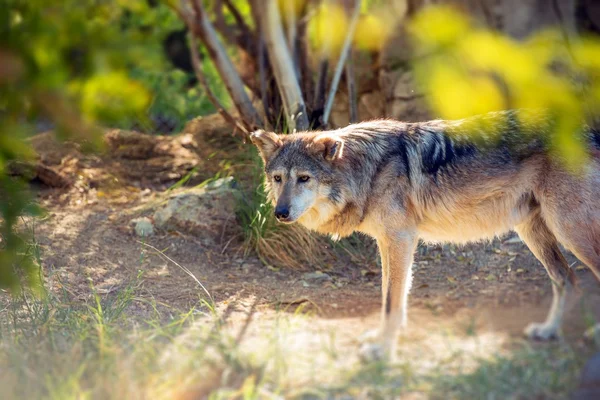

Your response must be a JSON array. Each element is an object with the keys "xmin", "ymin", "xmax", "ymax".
[{"xmin": 250, "ymin": 129, "xmax": 345, "ymax": 227}]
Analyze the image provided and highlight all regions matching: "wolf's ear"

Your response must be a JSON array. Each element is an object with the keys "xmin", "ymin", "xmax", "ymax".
[
  {"xmin": 313, "ymin": 135, "xmax": 344, "ymax": 161},
  {"xmin": 250, "ymin": 129, "xmax": 282, "ymax": 162}
]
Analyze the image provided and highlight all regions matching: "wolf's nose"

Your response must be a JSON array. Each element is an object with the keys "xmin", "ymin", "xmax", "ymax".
[{"xmin": 275, "ymin": 206, "xmax": 290, "ymax": 221}]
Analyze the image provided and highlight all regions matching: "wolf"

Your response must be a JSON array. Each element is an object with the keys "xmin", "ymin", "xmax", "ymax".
[{"xmin": 250, "ymin": 110, "xmax": 600, "ymax": 361}]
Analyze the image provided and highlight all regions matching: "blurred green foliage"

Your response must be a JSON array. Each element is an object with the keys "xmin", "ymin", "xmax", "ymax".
[
  {"xmin": 0, "ymin": 0, "xmax": 227, "ymax": 290},
  {"xmin": 410, "ymin": 5, "xmax": 600, "ymax": 172},
  {"xmin": 124, "ymin": 2, "xmax": 228, "ymax": 130},
  {"xmin": 307, "ymin": 0, "xmax": 396, "ymax": 56}
]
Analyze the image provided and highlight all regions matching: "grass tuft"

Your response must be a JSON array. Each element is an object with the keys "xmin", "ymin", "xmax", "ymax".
[
  {"xmin": 235, "ymin": 150, "xmax": 333, "ymax": 270},
  {"xmin": 0, "ymin": 276, "xmax": 595, "ymax": 399}
]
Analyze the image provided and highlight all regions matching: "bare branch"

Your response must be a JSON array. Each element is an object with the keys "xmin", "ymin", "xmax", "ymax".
[
  {"xmin": 322, "ymin": 0, "xmax": 362, "ymax": 127},
  {"xmin": 188, "ymin": 0, "xmax": 263, "ymax": 130},
  {"xmin": 188, "ymin": 33, "xmax": 249, "ymax": 136},
  {"xmin": 295, "ymin": 3, "xmax": 313, "ymax": 112},
  {"xmin": 346, "ymin": 49, "xmax": 358, "ymax": 123},
  {"xmin": 259, "ymin": 0, "xmax": 309, "ymax": 131},
  {"xmin": 312, "ymin": 59, "xmax": 329, "ymax": 127},
  {"xmin": 214, "ymin": 0, "xmax": 257, "ymax": 59},
  {"xmin": 284, "ymin": 1, "xmax": 298, "ymax": 64},
  {"xmin": 258, "ymin": 35, "xmax": 273, "ymax": 129},
  {"xmin": 223, "ymin": 0, "xmax": 254, "ymax": 39},
  {"xmin": 213, "ymin": 0, "xmax": 235, "ymax": 44},
  {"xmin": 210, "ymin": 3, "xmax": 260, "ymax": 97}
]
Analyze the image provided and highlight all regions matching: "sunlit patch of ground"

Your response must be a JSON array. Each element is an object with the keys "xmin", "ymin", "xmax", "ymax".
[
  {"xmin": 1, "ymin": 259, "xmax": 597, "ymax": 399},
  {"xmin": 2, "ymin": 176, "xmax": 599, "ymax": 398}
]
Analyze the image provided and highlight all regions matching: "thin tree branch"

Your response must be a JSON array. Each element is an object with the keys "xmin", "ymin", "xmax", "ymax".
[
  {"xmin": 258, "ymin": 35, "xmax": 273, "ymax": 129},
  {"xmin": 346, "ymin": 48, "xmax": 358, "ymax": 123},
  {"xmin": 188, "ymin": 33, "xmax": 249, "ymax": 136},
  {"xmin": 284, "ymin": 0, "xmax": 299, "ymax": 72},
  {"xmin": 188, "ymin": 0, "xmax": 263, "ymax": 130},
  {"xmin": 213, "ymin": 0, "xmax": 237, "ymax": 44},
  {"xmin": 310, "ymin": 1, "xmax": 329, "ymax": 128},
  {"xmin": 214, "ymin": 0, "xmax": 258, "ymax": 60},
  {"xmin": 296, "ymin": 4, "xmax": 314, "ymax": 116},
  {"xmin": 223, "ymin": 0, "xmax": 254, "ymax": 39},
  {"xmin": 259, "ymin": 0, "xmax": 309, "ymax": 131},
  {"xmin": 210, "ymin": 4, "xmax": 260, "ymax": 98},
  {"xmin": 312, "ymin": 59, "xmax": 329, "ymax": 127},
  {"xmin": 249, "ymin": 0, "xmax": 283, "ymax": 130},
  {"xmin": 322, "ymin": 0, "xmax": 362, "ymax": 126}
]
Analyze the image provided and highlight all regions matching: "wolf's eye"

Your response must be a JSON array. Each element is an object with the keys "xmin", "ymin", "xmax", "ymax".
[
  {"xmin": 273, "ymin": 175, "xmax": 282, "ymax": 182},
  {"xmin": 298, "ymin": 175, "xmax": 310, "ymax": 183}
]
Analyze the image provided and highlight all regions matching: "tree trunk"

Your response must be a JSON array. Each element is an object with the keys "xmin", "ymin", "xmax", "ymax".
[
  {"xmin": 258, "ymin": 0, "xmax": 309, "ymax": 131},
  {"xmin": 189, "ymin": 0, "xmax": 263, "ymax": 131}
]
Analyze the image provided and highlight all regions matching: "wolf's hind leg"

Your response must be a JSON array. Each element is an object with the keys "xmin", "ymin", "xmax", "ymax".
[
  {"xmin": 515, "ymin": 210, "xmax": 575, "ymax": 340},
  {"xmin": 539, "ymin": 183, "xmax": 600, "ymax": 339},
  {"xmin": 551, "ymin": 223, "xmax": 600, "ymax": 341}
]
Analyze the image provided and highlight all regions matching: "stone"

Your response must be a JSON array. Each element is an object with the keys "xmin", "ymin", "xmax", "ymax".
[
  {"xmin": 359, "ymin": 91, "xmax": 385, "ymax": 120},
  {"xmin": 503, "ymin": 236, "xmax": 523, "ymax": 244},
  {"xmin": 132, "ymin": 217, "xmax": 154, "ymax": 237},
  {"xmin": 392, "ymin": 70, "xmax": 418, "ymax": 99},
  {"xmin": 302, "ymin": 271, "xmax": 332, "ymax": 282},
  {"xmin": 153, "ymin": 177, "xmax": 239, "ymax": 242}
]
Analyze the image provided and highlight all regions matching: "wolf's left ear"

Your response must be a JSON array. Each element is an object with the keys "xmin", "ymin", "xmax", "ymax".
[
  {"xmin": 250, "ymin": 129, "xmax": 282, "ymax": 162},
  {"xmin": 314, "ymin": 135, "xmax": 344, "ymax": 161}
]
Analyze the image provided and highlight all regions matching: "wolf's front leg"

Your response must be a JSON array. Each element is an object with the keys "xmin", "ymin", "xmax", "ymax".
[{"xmin": 359, "ymin": 231, "xmax": 417, "ymax": 362}]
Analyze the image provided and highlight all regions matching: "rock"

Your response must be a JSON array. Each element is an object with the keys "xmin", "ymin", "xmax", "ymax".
[
  {"xmin": 392, "ymin": 70, "xmax": 418, "ymax": 99},
  {"xmin": 132, "ymin": 217, "xmax": 154, "ymax": 237},
  {"xmin": 500, "ymin": 0, "xmax": 576, "ymax": 40},
  {"xmin": 360, "ymin": 91, "xmax": 385, "ymax": 120},
  {"xmin": 503, "ymin": 236, "xmax": 523, "ymax": 244},
  {"xmin": 153, "ymin": 177, "xmax": 239, "ymax": 242},
  {"xmin": 379, "ymin": 66, "xmax": 430, "ymax": 121},
  {"xmin": 104, "ymin": 129, "xmax": 200, "ymax": 185},
  {"xmin": 8, "ymin": 161, "xmax": 73, "ymax": 188},
  {"xmin": 302, "ymin": 271, "xmax": 332, "ymax": 282},
  {"xmin": 387, "ymin": 96, "xmax": 431, "ymax": 122}
]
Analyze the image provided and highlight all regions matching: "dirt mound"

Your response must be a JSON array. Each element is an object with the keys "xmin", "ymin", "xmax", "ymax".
[{"xmin": 14, "ymin": 114, "xmax": 247, "ymax": 195}]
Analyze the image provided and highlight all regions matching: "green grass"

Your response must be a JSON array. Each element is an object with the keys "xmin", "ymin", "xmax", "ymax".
[
  {"xmin": 232, "ymin": 149, "xmax": 380, "ymax": 272},
  {"xmin": 0, "ymin": 275, "xmax": 594, "ymax": 399},
  {"xmin": 234, "ymin": 150, "xmax": 334, "ymax": 270}
]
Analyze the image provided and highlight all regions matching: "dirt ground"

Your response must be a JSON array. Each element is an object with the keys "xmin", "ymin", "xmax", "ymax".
[
  {"xmin": 34, "ymin": 189, "xmax": 600, "ymax": 332},
  {"xmin": 15, "ymin": 119, "xmax": 600, "ymax": 396}
]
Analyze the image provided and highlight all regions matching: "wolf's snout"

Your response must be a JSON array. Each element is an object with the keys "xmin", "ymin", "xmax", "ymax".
[{"xmin": 274, "ymin": 206, "xmax": 290, "ymax": 221}]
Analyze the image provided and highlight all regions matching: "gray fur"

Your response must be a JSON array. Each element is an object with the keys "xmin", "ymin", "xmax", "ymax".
[{"xmin": 251, "ymin": 109, "xmax": 600, "ymax": 361}]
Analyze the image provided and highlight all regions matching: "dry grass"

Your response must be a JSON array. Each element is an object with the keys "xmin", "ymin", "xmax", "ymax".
[
  {"xmin": 0, "ymin": 276, "xmax": 594, "ymax": 400},
  {"xmin": 247, "ymin": 222, "xmax": 332, "ymax": 270},
  {"xmin": 234, "ymin": 151, "xmax": 336, "ymax": 271}
]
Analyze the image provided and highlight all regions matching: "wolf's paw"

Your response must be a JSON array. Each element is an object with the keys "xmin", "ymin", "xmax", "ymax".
[
  {"xmin": 524, "ymin": 322, "xmax": 560, "ymax": 341},
  {"xmin": 584, "ymin": 324, "xmax": 600, "ymax": 342}
]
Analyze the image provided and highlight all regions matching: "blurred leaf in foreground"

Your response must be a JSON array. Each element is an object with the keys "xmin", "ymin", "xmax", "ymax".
[
  {"xmin": 0, "ymin": 0, "xmax": 155, "ymax": 290},
  {"xmin": 410, "ymin": 5, "xmax": 600, "ymax": 173}
]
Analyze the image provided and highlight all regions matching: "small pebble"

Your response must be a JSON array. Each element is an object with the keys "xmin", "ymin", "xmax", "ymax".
[{"xmin": 132, "ymin": 217, "xmax": 154, "ymax": 237}]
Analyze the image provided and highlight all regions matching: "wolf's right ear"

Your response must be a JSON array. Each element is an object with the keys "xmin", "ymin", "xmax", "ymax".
[
  {"xmin": 250, "ymin": 130, "xmax": 282, "ymax": 163},
  {"xmin": 312, "ymin": 135, "xmax": 344, "ymax": 161}
]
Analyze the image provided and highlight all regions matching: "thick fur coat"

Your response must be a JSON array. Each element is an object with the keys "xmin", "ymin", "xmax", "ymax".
[{"xmin": 251, "ymin": 110, "xmax": 600, "ymax": 361}]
